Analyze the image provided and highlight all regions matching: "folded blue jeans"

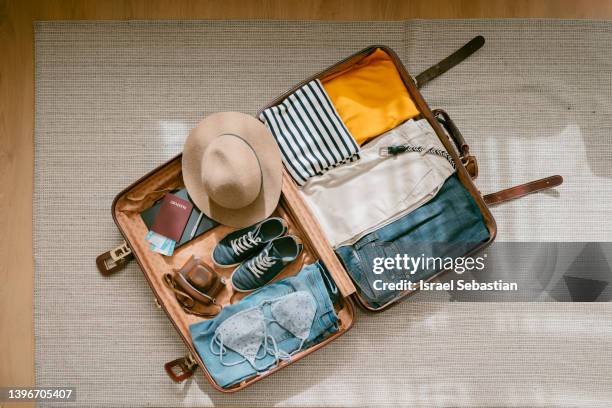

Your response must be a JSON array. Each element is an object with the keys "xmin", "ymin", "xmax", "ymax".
[
  {"xmin": 190, "ymin": 261, "xmax": 339, "ymax": 388},
  {"xmin": 335, "ymin": 174, "xmax": 490, "ymax": 308}
]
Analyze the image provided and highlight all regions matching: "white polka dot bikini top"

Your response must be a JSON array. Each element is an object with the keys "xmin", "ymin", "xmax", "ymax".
[{"xmin": 209, "ymin": 291, "xmax": 317, "ymax": 371}]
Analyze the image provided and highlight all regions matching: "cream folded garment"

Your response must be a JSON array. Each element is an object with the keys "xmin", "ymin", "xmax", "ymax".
[{"xmin": 300, "ymin": 119, "xmax": 455, "ymax": 248}]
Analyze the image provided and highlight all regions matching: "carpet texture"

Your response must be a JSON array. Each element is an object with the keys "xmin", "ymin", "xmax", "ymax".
[{"xmin": 35, "ymin": 20, "xmax": 612, "ymax": 407}]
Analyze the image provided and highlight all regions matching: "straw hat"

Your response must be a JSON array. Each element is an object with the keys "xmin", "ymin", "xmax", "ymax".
[{"xmin": 182, "ymin": 112, "xmax": 282, "ymax": 228}]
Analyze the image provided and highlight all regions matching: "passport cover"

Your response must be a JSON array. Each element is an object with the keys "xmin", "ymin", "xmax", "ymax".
[
  {"xmin": 140, "ymin": 189, "xmax": 218, "ymax": 247},
  {"xmin": 150, "ymin": 193, "xmax": 193, "ymax": 242},
  {"xmin": 178, "ymin": 203, "xmax": 218, "ymax": 245}
]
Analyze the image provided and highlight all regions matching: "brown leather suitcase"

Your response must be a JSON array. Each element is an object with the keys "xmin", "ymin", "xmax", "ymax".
[{"xmin": 96, "ymin": 42, "xmax": 562, "ymax": 392}]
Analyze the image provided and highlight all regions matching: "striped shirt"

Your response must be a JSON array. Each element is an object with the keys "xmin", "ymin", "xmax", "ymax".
[{"xmin": 259, "ymin": 79, "xmax": 360, "ymax": 186}]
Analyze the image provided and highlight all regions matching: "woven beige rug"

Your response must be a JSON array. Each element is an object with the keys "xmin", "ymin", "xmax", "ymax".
[{"xmin": 35, "ymin": 20, "xmax": 612, "ymax": 407}]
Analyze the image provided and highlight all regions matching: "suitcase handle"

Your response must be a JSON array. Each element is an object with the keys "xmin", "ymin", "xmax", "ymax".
[
  {"xmin": 96, "ymin": 241, "xmax": 133, "ymax": 276},
  {"xmin": 432, "ymin": 109, "xmax": 478, "ymax": 179}
]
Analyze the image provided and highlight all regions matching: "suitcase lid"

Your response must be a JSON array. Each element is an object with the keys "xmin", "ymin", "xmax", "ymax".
[{"xmin": 257, "ymin": 45, "xmax": 497, "ymax": 312}]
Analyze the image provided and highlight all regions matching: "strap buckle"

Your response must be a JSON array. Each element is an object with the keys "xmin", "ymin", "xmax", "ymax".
[
  {"xmin": 379, "ymin": 147, "xmax": 392, "ymax": 157},
  {"xmin": 96, "ymin": 241, "xmax": 133, "ymax": 276},
  {"xmin": 164, "ymin": 354, "xmax": 198, "ymax": 383},
  {"xmin": 379, "ymin": 145, "xmax": 410, "ymax": 157},
  {"xmin": 461, "ymin": 154, "xmax": 479, "ymax": 179}
]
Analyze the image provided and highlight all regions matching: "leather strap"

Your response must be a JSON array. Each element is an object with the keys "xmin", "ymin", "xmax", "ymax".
[
  {"xmin": 162, "ymin": 273, "xmax": 222, "ymax": 318},
  {"xmin": 483, "ymin": 175, "xmax": 563, "ymax": 206},
  {"xmin": 415, "ymin": 35, "xmax": 485, "ymax": 88},
  {"xmin": 432, "ymin": 109, "xmax": 478, "ymax": 179}
]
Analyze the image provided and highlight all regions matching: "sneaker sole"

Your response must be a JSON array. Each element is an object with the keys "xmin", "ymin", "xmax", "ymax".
[{"xmin": 210, "ymin": 255, "xmax": 241, "ymax": 269}]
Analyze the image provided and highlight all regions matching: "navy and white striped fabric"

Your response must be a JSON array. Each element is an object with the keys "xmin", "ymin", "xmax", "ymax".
[{"xmin": 259, "ymin": 79, "xmax": 360, "ymax": 186}]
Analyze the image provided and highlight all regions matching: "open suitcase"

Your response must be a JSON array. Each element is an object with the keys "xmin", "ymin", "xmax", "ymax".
[{"xmin": 96, "ymin": 38, "xmax": 562, "ymax": 392}]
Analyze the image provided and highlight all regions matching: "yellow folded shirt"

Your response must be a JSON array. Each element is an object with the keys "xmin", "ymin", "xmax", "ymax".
[{"xmin": 321, "ymin": 48, "xmax": 420, "ymax": 145}]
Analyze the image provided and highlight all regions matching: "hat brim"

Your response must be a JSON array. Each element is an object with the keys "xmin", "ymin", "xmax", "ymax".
[{"xmin": 182, "ymin": 112, "xmax": 283, "ymax": 228}]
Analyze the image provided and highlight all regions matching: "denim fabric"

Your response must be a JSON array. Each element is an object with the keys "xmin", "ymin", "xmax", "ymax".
[
  {"xmin": 190, "ymin": 261, "xmax": 339, "ymax": 389},
  {"xmin": 335, "ymin": 174, "xmax": 490, "ymax": 308}
]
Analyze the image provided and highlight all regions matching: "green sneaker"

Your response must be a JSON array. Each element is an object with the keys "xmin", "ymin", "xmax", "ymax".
[
  {"xmin": 211, "ymin": 217, "xmax": 287, "ymax": 268},
  {"xmin": 230, "ymin": 235, "xmax": 303, "ymax": 292}
]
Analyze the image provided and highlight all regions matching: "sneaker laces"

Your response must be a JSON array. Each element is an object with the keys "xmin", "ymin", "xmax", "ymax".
[
  {"xmin": 248, "ymin": 250, "xmax": 275, "ymax": 278},
  {"xmin": 230, "ymin": 230, "xmax": 261, "ymax": 255}
]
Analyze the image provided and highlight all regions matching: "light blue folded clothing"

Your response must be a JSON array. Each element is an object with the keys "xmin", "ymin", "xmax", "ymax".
[{"xmin": 190, "ymin": 261, "xmax": 339, "ymax": 388}]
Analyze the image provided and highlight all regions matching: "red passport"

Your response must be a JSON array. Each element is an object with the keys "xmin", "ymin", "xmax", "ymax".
[{"xmin": 151, "ymin": 193, "xmax": 194, "ymax": 242}]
